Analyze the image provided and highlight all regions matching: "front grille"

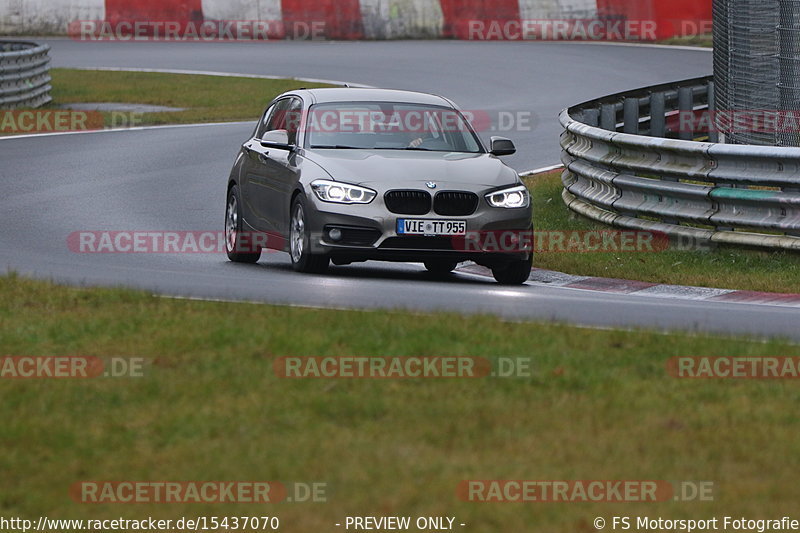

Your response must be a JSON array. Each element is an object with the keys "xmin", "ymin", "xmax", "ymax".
[
  {"xmin": 434, "ymin": 191, "xmax": 479, "ymax": 216},
  {"xmin": 384, "ymin": 190, "xmax": 431, "ymax": 215}
]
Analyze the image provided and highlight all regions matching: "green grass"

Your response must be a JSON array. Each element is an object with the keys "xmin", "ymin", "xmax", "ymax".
[
  {"xmin": 1, "ymin": 273, "xmax": 800, "ymax": 531},
  {"xmin": 46, "ymin": 68, "xmax": 334, "ymax": 127},
  {"xmin": 527, "ymin": 171, "xmax": 800, "ymax": 293}
]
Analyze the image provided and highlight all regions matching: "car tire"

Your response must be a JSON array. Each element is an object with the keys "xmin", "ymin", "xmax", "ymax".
[
  {"xmin": 290, "ymin": 196, "xmax": 329, "ymax": 274},
  {"xmin": 424, "ymin": 260, "xmax": 458, "ymax": 275},
  {"xmin": 225, "ymin": 185, "xmax": 261, "ymax": 264},
  {"xmin": 491, "ymin": 255, "xmax": 532, "ymax": 285}
]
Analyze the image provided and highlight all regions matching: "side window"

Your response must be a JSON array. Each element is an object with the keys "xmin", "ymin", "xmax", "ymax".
[
  {"xmin": 266, "ymin": 99, "xmax": 293, "ymax": 132},
  {"xmin": 255, "ymin": 103, "xmax": 277, "ymax": 139},
  {"xmin": 256, "ymin": 97, "xmax": 302, "ymax": 144},
  {"xmin": 285, "ymin": 99, "xmax": 303, "ymax": 145},
  {"xmin": 256, "ymin": 99, "xmax": 292, "ymax": 139}
]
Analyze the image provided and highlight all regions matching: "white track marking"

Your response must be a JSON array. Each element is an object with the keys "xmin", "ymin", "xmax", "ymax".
[
  {"xmin": 0, "ymin": 120, "xmax": 254, "ymax": 141},
  {"xmin": 68, "ymin": 67, "xmax": 375, "ymax": 88},
  {"xmin": 520, "ymin": 164, "xmax": 564, "ymax": 176}
]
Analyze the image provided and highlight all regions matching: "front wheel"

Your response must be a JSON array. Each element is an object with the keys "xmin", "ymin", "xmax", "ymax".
[
  {"xmin": 290, "ymin": 197, "xmax": 329, "ymax": 274},
  {"xmin": 491, "ymin": 255, "xmax": 532, "ymax": 285},
  {"xmin": 225, "ymin": 185, "xmax": 261, "ymax": 263}
]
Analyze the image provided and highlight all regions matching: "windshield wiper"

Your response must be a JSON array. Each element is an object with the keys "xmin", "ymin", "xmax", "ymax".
[
  {"xmin": 377, "ymin": 146, "xmax": 435, "ymax": 151},
  {"xmin": 310, "ymin": 145, "xmax": 362, "ymax": 149}
]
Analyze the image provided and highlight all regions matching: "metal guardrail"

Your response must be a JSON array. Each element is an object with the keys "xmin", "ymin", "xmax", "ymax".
[
  {"xmin": 0, "ymin": 41, "xmax": 52, "ymax": 109},
  {"xmin": 560, "ymin": 75, "xmax": 800, "ymax": 251}
]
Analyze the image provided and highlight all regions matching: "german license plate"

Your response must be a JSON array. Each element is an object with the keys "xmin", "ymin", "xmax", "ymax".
[{"xmin": 397, "ymin": 219, "xmax": 467, "ymax": 236}]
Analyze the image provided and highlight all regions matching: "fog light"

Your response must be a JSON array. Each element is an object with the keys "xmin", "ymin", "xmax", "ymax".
[{"xmin": 328, "ymin": 228, "xmax": 343, "ymax": 242}]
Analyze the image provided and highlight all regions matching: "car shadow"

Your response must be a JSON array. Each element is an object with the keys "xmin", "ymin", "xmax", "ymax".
[
  {"xmin": 225, "ymin": 258, "xmax": 498, "ymax": 285},
  {"xmin": 324, "ymin": 263, "xmax": 494, "ymax": 285}
]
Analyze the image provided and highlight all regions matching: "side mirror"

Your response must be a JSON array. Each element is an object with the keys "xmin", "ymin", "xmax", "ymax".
[
  {"xmin": 260, "ymin": 129, "xmax": 294, "ymax": 151},
  {"xmin": 490, "ymin": 136, "xmax": 516, "ymax": 156}
]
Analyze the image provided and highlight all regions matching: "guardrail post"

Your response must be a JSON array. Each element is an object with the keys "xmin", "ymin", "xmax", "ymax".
[
  {"xmin": 707, "ymin": 81, "xmax": 719, "ymax": 143},
  {"xmin": 649, "ymin": 92, "xmax": 666, "ymax": 138},
  {"xmin": 623, "ymin": 98, "xmax": 639, "ymax": 134},
  {"xmin": 678, "ymin": 87, "xmax": 693, "ymax": 141},
  {"xmin": 786, "ymin": 185, "xmax": 800, "ymax": 237},
  {"xmin": 582, "ymin": 108, "xmax": 599, "ymax": 127},
  {"xmin": 600, "ymin": 103, "xmax": 617, "ymax": 131}
]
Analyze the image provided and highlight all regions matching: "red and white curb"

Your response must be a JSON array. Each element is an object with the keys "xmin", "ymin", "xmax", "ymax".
[
  {"xmin": 457, "ymin": 264, "xmax": 800, "ymax": 309},
  {"xmin": 1, "ymin": 0, "xmax": 711, "ymax": 40}
]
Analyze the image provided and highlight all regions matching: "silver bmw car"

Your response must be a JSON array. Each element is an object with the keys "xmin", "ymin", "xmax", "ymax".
[{"xmin": 224, "ymin": 88, "xmax": 533, "ymax": 284}]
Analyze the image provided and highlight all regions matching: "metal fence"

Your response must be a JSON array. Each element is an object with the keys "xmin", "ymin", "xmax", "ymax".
[
  {"xmin": 0, "ymin": 41, "xmax": 52, "ymax": 109},
  {"xmin": 713, "ymin": 0, "xmax": 800, "ymax": 147},
  {"xmin": 560, "ymin": 76, "xmax": 800, "ymax": 252}
]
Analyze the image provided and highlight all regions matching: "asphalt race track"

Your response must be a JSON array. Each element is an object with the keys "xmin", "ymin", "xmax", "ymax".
[{"xmin": 2, "ymin": 39, "xmax": 798, "ymax": 340}]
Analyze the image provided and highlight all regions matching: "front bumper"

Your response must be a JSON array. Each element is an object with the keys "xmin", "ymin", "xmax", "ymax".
[{"xmin": 304, "ymin": 194, "xmax": 533, "ymax": 266}]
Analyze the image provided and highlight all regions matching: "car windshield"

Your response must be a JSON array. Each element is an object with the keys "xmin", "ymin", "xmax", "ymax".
[{"xmin": 306, "ymin": 102, "xmax": 483, "ymax": 153}]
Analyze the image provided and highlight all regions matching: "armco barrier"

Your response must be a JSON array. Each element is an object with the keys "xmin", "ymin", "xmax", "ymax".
[
  {"xmin": 0, "ymin": 41, "xmax": 52, "ymax": 109},
  {"xmin": 560, "ymin": 75, "xmax": 800, "ymax": 251}
]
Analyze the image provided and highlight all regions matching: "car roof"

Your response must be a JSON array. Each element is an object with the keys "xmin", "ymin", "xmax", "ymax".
[{"xmin": 287, "ymin": 88, "xmax": 455, "ymax": 107}]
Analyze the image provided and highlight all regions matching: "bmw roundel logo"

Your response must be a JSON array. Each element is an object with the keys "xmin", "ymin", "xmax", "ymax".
[{"xmin": 426, "ymin": 182, "xmax": 437, "ymax": 189}]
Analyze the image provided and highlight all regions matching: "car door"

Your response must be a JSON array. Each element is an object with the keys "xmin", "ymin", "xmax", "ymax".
[
  {"xmin": 265, "ymin": 97, "xmax": 303, "ymax": 237},
  {"xmin": 240, "ymin": 97, "xmax": 301, "ymax": 234},
  {"xmin": 240, "ymin": 102, "xmax": 278, "ymax": 231}
]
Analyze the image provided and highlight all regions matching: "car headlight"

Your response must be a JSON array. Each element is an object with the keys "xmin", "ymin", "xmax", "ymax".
[
  {"xmin": 485, "ymin": 185, "xmax": 530, "ymax": 208},
  {"xmin": 311, "ymin": 180, "xmax": 377, "ymax": 204}
]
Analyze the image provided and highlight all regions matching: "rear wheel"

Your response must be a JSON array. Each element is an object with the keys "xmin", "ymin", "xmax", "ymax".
[
  {"xmin": 424, "ymin": 260, "xmax": 458, "ymax": 275},
  {"xmin": 491, "ymin": 255, "xmax": 532, "ymax": 285},
  {"xmin": 290, "ymin": 196, "xmax": 329, "ymax": 274},
  {"xmin": 225, "ymin": 185, "xmax": 261, "ymax": 263}
]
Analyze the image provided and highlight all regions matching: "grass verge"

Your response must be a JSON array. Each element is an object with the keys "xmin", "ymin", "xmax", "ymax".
[
  {"xmin": 1, "ymin": 274, "xmax": 799, "ymax": 531},
  {"xmin": 44, "ymin": 68, "xmax": 334, "ymax": 127},
  {"xmin": 526, "ymin": 170, "xmax": 800, "ymax": 293}
]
